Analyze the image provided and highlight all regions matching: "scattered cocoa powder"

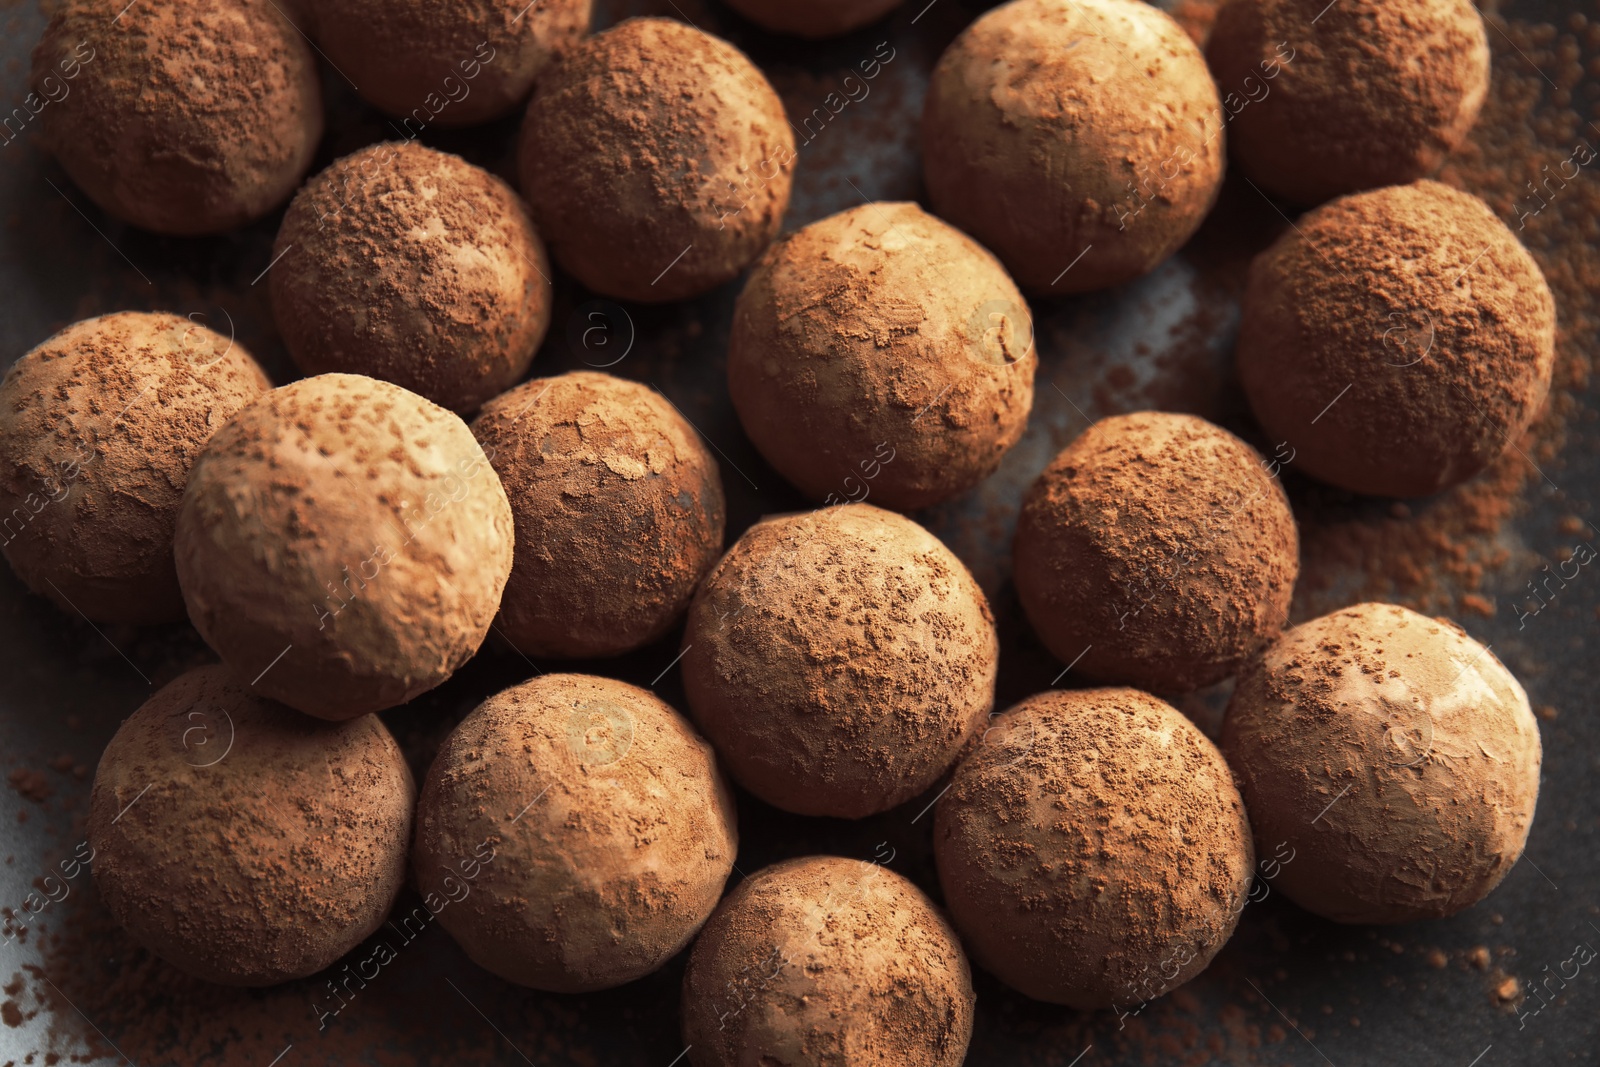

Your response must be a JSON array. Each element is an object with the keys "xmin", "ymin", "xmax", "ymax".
[{"xmin": 6, "ymin": 771, "xmax": 51, "ymax": 805}]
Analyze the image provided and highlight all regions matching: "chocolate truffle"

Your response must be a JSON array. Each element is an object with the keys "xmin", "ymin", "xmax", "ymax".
[
  {"xmin": 518, "ymin": 17, "xmax": 795, "ymax": 302},
  {"xmin": 414, "ymin": 673, "xmax": 737, "ymax": 991},
  {"xmin": 0, "ymin": 312, "xmax": 270, "ymax": 624},
  {"xmin": 935, "ymin": 687, "xmax": 1254, "ymax": 1008},
  {"xmin": 921, "ymin": 0, "xmax": 1225, "ymax": 294},
  {"xmin": 728, "ymin": 202, "xmax": 1036, "ymax": 511},
  {"xmin": 315, "ymin": 0, "xmax": 591, "ymax": 126},
  {"xmin": 682, "ymin": 856, "xmax": 975, "ymax": 1066},
  {"xmin": 271, "ymin": 142, "xmax": 553, "ymax": 414},
  {"xmin": 1013, "ymin": 411, "xmax": 1298, "ymax": 693},
  {"xmin": 721, "ymin": 0, "xmax": 902, "ymax": 38},
  {"xmin": 471, "ymin": 372, "xmax": 725, "ymax": 659},
  {"xmin": 681, "ymin": 504, "xmax": 998, "ymax": 818},
  {"xmin": 174, "ymin": 374, "xmax": 513, "ymax": 720},
  {"xmin": 89, "ymin": 665, "xmax": 414, "ymax": 986},
  {"xmin": 32, "ymin": 0, "xmax": 322, "ymax": 235},
  {"xmin": 1206, "ymin": 0, "xmax": 1489, "ymax": 205},
  {"xmin": 1237, "ymin": 181, "xmax": 1556, "ymax": 498},
  {"xmin": 1222, "ymin": 603, "xmax": 1541, "ymax": 924}
]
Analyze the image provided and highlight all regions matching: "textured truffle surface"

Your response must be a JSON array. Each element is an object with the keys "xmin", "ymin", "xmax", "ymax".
[
  {"xmin": 88, "ymin": 666, "xmax": 414, "ymax": 986},
  {"xmin": 935, "ymin": 687, "xmax": 1254, "ymax": 1008},
  {"xmin": 414, "ymin": 673, "xmax": 737, "ymax": 991},
  {"xmin": 272, "ymin": 142, "xmax": 553, "ymax": 414},
  {"xmin": 0, "ymin": 312, "xmax": 270, "ymax": 624},
  {"xmin": 682, "ymin": 856, "xmax": 974, "ymax": 1067},
  {"xmin": 681, "ymin": 504, "xmax": 998, "ymax": 818},
  {"xmin": 174, "ymin": 374, "xmax": 513, "ymax": 720},
  {"xmin": 721, "ymin": 0, "xmax": 903, "ymax": 38},
  {"xmin": 1237, "ymin": 181, "xmax": 1556, "ymax": 498},
  {"xmin": 471, "ymin": 372, "xmax": 725, "ymax": 658},
  {"xmin": 1222, "ymin": 603, "xmax": 1541, "ymax": 924},
  {"xmin": 728, "ymin": 202, "xmax": 1036, "ymax": 510}
]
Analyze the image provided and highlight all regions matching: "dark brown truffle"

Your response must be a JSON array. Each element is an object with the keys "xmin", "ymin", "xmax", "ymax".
[
  {"xmin": 681, "ymin": 504, "xmax": 998, "ymax": 819},
  {"xmin": 682, "ymin": 855, "xmax": 974, "ymax": 1066},
  {"xmin": 88, "ymin": 665, "xmax": 414, "ymax": 986},
  {"xmin": 721, "ymin": 0, "xmax": 902, "ymax": 38},
  {"xmin": 518, "ymin": 17, "xmax": 795, "ymax": 302},
  {"xmin": 1012, "ymin": 411, "xmax": 1298, "ymax": 693},
  {"xmin": 1222, "ymin": 603, "xmax": 1541, "ymax": 924},
  {"xmin": 0, "ymin": 312, "xmax": 270, "ymax": 624},
  {"xmin": 921, "ymin": 0, "xmax": 1225, "ymax": 294},
  {"xmin": 271, "ymin": 142, "xmax": 553, "ymax": 414},
  {"xmin": 728, "ymin": 201, "xmax": 1036, "ymax": 511},
  {"xmin": 174, "ymin": 374, "xmax": 513, "ymax": 720},
  {"xmin": 1206, "ymin": 0, "xmax": 1489, "ymax": 205},
  {"xmin": 1237, "ymin": 180, "xmax": 1556, "ymax": 498},
  {"xmin": 935, "ymin": 687, "xmax": 1254, "ymax": 1008},
  {"xmin": 414, "ymin": 673, "xmax": 737, "ymax": 991},
  {"xmin": 32, "ymin": 0, "xmax": 322, "ymax": 235},
  {"xmin": 470, "ymin": 371, "xmax": 725, "ymax": 659}
]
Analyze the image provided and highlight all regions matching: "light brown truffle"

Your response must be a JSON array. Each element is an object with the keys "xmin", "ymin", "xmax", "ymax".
[
  {"xmin": 1237, "ymin": 181, "xmax": 1556, "ymax": 498},
  {"xmin": 0, "ymin": 312, "xmax": 270, "ymax": 624},
  {"xmin": 935, "ymin": 688, "xmax": 1254, "ymax": 1008},
  {"xmin": 1206, "ymin": 0, "xmax": 1489, "ymax": 205},
  {"xmin": 174, "ymin": 373, "xmax": 513, "ymax": 720},
  {"xmin": 414, "ymin": 673, "xmax": 737, "ymax": 991},
  {"xmin": 1013, "ymin": 412, "xmax": 1298, "ymax": 693},
  {"xmin": 471, "ymin": 372, "xmax": 725, "ymax": 659},
  {"xmin": 518, "ymin": 17, "xmax": 795, "ymax": 302},
  {"xmin": 721, "ymin": 0, "xmax": 902, "ymax": 38},
  {"xmin": 682, "ymin": 856, "xmax": 974, "ymax": 1067},
  {"xmin": 88, "ymin": 665, "xmax": 414, "ymax": 986},
  {"xmin": 1222, "ymin": 603, "xmax": 1541, "ymax": 924},
  {"xmin": 681, "ymin": 504, "xmax": 998, "ymax": 818},
  {"xmin": 728, "ymin": 202, "xmax": 1036, "ymax": 511},
  {"xmin": 271, "ymin": 142, "xmax": 553, "ymax": 414},
  {"xmin": 921, "ymin": 0, "xmax": 1225, "ymax": 294},
  {"xmin": 32, "ymin": 0, "xmax": 322, "ymax": 235}
]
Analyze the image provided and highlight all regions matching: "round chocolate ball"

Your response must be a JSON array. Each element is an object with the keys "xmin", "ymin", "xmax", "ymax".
[
  {"xmin": 0, "ymin": 312, "xmax": 270, "ymax": 624},
  {"xmin": 682, "ymin": 504, "xmax": 998, "ymax": 819},
  {"xmin": 174, "ymin": 373, "xmax": 513, "ymax": 720},
  {"xmin": 921, "ymin": 0, "xmax": 1225, "ymax": 294},
  {"xmin": 1206, "ymin": 0, "xmax": 1489, "ymax": 205},
  {"xmin": 1237, "ymin": 181, "xmax": 1556, "ymax": 498},
  {"xmin": 471, "ymin": 371, "xmax": 725, "ymax": 659},
  {"xmin": 1222, "ymin": 603, "xmax": 1541, "ymax": 924},
  {"xmin": 89, "ymin": 665, "xmax": 414, "ymax": 986},
  {"xmin": 32, "ymin": 0, "xmax": 322, "ymax": 235},
  {"xmin": 518, "ymin": 17, "xmax": 795, "ymax": 302},
  {"xmin": 728, "ymin": 201, "xmax": 1036, "ymax": 511},
  {"xmin": 414, "ymin": 673, "xmax": 737, "ymax": 991},
  {"xmin": 935, "ymin": 687, "xmax": 1254, "ymax": 1008},
  {"xmin": 682, "ymin": 855, "xmax": 975, "ymax": 1066},
  {"xmin": 271, "ymin": 142, "xmax": 553, "ymax": 414},
  {"xmin": 1013, "ymin": 411, "xmax": 1298, "ymax": 693},
  {"xmin": 721, "ymin": 0, "xmax": 902, "ymax": 38}
]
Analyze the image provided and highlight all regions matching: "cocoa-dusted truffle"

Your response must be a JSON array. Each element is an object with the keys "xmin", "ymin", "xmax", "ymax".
[
  {"xmin": 518, "ymin": 17, "xmax": 795, "ymax": 302},
  {"xmin": 315, "ymin": 0, "xmax": 591, "ymax": 126},
  {"xmin": 89, "ymin": 665, "xmax": 414, "ymax": 986},
  {"xmin": 175, "ymin": 374, "xmax": 513, "ymax": 720},
  {"xmin": 32, "ymin": 0, "xmax": 321, "ymax": 235},
  {"xmin": 921, "ymin": 0, "xmax": 1224, "ymax": 294},
  {"xmin": 721, "ymin": 0, "xmax": 902, "ymax": 38},
  {"xmin": 271, "ymin": 142, "xmax": 553, "ymax": 414},
  {"xmin": 935, "ymin": 688, "xmax": 1254, "ymax": 1008},
  {"xmin": 1012, "ymin": 411, "xmax": 1298, "ymax": 693},
  {"xmin": 471, "ymin": 371, "xmax": 725, "ymax": 658},
  {"xmin": 682, "ymin": 856, "xmax": 974, "ymax": 1066},
  {"xmin": 0, "ymin": 312, "xmax": 270, "ymax": 624},
  {"xmin": 414, "ymin": 673, "xmax": 737, "ymax": 991},
  {"xmin": 1206, "ymin": 0, "xmax": 1489, "ymax": 205},
  {"xmin": 1222, "ymin": 603, "xmax": 1541, "ymax": 924},
  {"xmin": 1237, "ymin": 181, "xmax": 1556, "ymax": 498},
  {"xmin": 728, "ymin": 202, "xmax": 1035, "ymax": 511},
  {"xmin": 681, "ymin": 504, "xmax": 998, "ymax": 818}
]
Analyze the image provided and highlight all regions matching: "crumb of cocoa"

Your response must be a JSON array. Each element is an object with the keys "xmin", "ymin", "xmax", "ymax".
[
  {"xmin": 1459, "ymin": 593, "xmax": 1494, "ymax": 616},
  {"xmin": 1537, "ymin": 704, "xmax": 1559, "ymax": 720},
  {"xmin": 47, "ymin": 756, "xmax": 72, "ymax": 775},
  {"xmin": 1495, "ymin": 976, "xmax": 1521, "ymax": 1002},
  {"xmin": 1559, "ymin": 514, "xmax": 1588, "ymax": 535},
  {"xmin": 1470, "ymin": 946, "xmax": 1492, "ymax": 969},
  {"xmin": 1426, "ymin": 949, "xmax": 1449, "ymax": 969},
  {"xmin": 7, "ymin": 771, "xmax": 50, "ymax": 804},
  {"xmin": 1, "ymin": 1002, "xmax": 20, "ymax": 1027}
]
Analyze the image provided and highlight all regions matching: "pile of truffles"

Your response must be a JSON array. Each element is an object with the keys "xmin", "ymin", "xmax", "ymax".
[{"xmin": 4, "ymin": 0, "xmax": 1559, "ymax": 1061}]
